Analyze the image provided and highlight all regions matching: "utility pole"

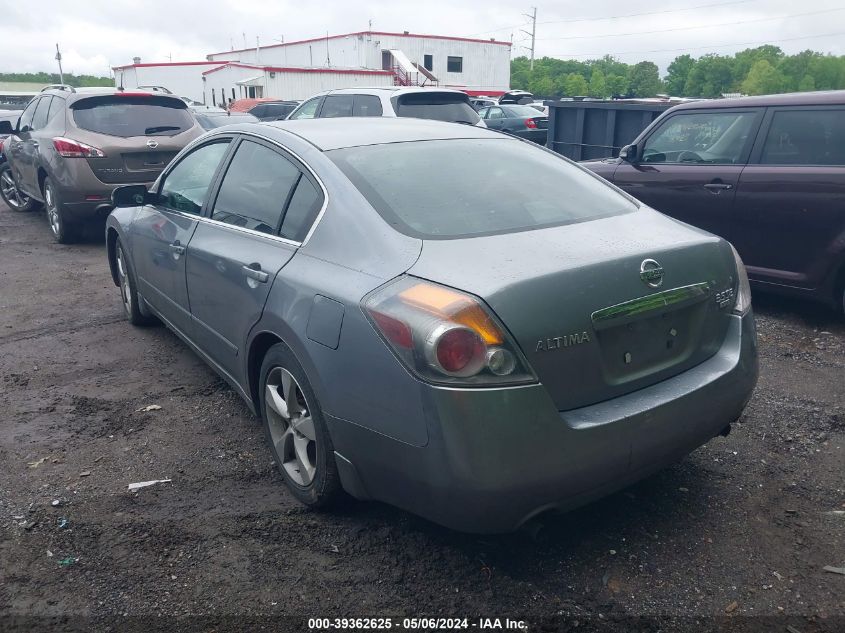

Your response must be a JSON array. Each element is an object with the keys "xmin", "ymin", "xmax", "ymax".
[
  {"xmin": 55, "ymin": 43, "xmax": 64, "ymax": 84},
  {"xmin": 520, "ymin": 7, "xmax": 537, "ymax": 71}
]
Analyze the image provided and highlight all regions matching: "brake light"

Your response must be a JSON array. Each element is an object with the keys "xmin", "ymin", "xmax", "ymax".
[
  {"xmin": 525, "ymin": 118, "xmax": 538, "ymax": 129},
  {"xmin": 53, "ymin": 137, "xmax": 106, "ymax": 158},
  {"xmin": 364, "ymin": 277, "xmax": 536, "ymax": 386}
]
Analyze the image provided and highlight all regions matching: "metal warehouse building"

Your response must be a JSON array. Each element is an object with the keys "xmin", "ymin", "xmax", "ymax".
[{"xmin": 113, "ymin": 30, "xmax": 512, "ymax": 104}]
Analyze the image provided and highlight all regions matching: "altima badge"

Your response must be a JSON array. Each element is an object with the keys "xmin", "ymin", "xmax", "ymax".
[
  {"xmin": 536, "ymin": 331, "xmax": 591, "ymax": 352},
  {"xmin": 640, "ymin": 259, "xmax": 664, "ymax": 288}
]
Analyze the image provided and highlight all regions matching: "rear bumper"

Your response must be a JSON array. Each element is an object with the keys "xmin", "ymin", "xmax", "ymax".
[
  {"xmin": 327, "ymin": 311, "xmax": 758, "ymax": 533},
  {"xmin": 512, "ymin": 128, "xmax": 548, "ymax": 144},
  {"xmin": 48, "ymin": 159, "xmax": 154, "ymax": 221}
]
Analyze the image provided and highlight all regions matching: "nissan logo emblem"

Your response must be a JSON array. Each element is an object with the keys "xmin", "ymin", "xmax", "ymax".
[
  {"xmin": 640, "ymin": 259, "xmax": 665, "ymax": 288},
  {"xmin": 146, "ymin": 139, "xmax": 159, "ymax": 149}
]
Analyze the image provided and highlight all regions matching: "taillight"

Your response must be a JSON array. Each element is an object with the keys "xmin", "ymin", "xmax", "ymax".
[
  {"xmin": 525, "ymin": 118, "xmax": 538, "ymax": 129},
  {"xmin": 53, "ymin": 137, "xmax": 106, "ymax": 158},
  {"xmin": 364, "ymin": 276, "xmax": 536, "ymax": 386}
]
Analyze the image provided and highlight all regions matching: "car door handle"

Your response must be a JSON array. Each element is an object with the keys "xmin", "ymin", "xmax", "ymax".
[
  {"xmin": 242, "ymin": 264, "xmax": 269, "ymax": 283},
  {"xmin": 169, "ymin": 241, "xmax": 185, "ymax": 258},
  {"xmin": 703, "ymin": 183, "xmax": 733, "ymax": 192}
]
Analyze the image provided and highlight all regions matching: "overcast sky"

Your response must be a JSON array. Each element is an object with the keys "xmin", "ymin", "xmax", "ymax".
[{"xmin": 1, "ymin": 0, "xmax": 843, "ymax": 76}]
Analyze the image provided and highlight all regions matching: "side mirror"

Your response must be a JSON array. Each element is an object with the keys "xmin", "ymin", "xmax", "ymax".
[
  {"xmin": 618, "ymin": 144, "xmax": 638, "ymax": 162},
  {"xmin": 112, "ymin": 184, "xmax": 152, "ymax": 208},
  {"xmin": 0, "ymin": 120, "xmax": 13, "ymax": 135}
]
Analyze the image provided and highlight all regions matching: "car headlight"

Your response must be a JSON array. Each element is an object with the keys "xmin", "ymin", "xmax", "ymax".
[{"xmin": 730, "ymin": 244, "xmax": 752, "ymax": 315}]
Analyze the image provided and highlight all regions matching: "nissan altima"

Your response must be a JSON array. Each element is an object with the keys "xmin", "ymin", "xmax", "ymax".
[{"xmin": 106, "ymin": 118, "xmax": 758, "ymax": 533}]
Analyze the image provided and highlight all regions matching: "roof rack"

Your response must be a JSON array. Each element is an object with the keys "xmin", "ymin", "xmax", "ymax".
[{"xmin": 41, "ymin": 84, "xmax": 76, "ymax": 93}]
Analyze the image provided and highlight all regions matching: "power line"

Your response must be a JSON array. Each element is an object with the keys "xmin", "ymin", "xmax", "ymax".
[
  {"xmin": 538, "ymin": 0, "xmax": 756, "ymax": 26},
  {"xmin": 465, "ymin": 0, "xmax": 755, "ymax": 37},
  {"xmin": 536, "ymin": 7, "xmax": 845, "ymax": 41},
  {"xmin": 521, "ymin": 7, "xmax": 537, "ymax": 70},
  {"xmin": 542, "ymin": 30, "xmax": 845, "ymax": 59}
]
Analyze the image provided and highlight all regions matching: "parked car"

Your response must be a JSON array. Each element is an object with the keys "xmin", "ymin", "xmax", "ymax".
[
  {"xmin": 478, "ymin": 104, "xmax": 549, "ymax": 144},
  {"xmin": 248, "ymin": 100, "xmax": 299, "ymax": 121},
  {"xmin": 285, "ymin": 87, "xmax": 484, "ymax": 126},
  {"xmin": 227, "ymin": 97, "xmax": 277, "ymax": 113},
  {"xmin": 189, "ymin": 105, "xmax": 259, "ymax": 130},
  {"xmin": 469, "ymin": 97, "xmax": 497, "ymax": 111},
  {"xmin": 582, "ymin": 90, "xmax": 845, "ymax": 312},
  {"xmin": 105, "ymin": 117, "xmax": 757, "ymax": 533},
  {"xmin": 0, "ymin": 85, "xmax": 203, "ymax": 242}
]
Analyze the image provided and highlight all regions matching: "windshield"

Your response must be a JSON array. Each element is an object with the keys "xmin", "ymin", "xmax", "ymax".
[
  {"xmin": 71, "ymin": 96, "xmax": 193, "ymax": 137},
  {"xmin": 329, "ymin": 138, "xmax": 636, "ymax": 239},
  {"xmin": 393, "ymin": 93, "xmax": 480, "ymax": 124}
]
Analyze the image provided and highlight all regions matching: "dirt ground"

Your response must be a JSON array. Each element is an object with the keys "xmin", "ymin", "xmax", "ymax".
[{"xmin": 0, "ymin": 200, "xmax": 843, "ymax": 633}]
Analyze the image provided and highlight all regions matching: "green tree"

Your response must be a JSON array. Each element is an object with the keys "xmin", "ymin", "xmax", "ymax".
[
  {"xmin": 588, "ymin": 69, "xmax": 607, "ymax": 97},
  {"xmin": 665, "ymin": 54, "xmax": 695, "ymax": 96},
  {"xmin": 797, "ymin": 75, "xmax": 816, "ymax": 91},
  {"xmin": 628, "ymin": 61, "xmax": 662, "ymax": 97},
  {"xmin": 563, "ymin": 73, "xmax": 589, "ymax": 96},
  {"xmin": 741, "ymin": 59, "xmax": 785, "ymax": 95},
  {"xmin": 683, "ymin": 54, "xmax": 734, "ymax": 97},
  {"xmin": 605, "ymin": 73, "xmax": 629, "ymax": 96}
]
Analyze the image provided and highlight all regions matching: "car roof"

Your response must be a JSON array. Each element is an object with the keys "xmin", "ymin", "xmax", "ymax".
[
  {"xmin": 314, "ymin": 87, "xmax": 469, "ymax": 98},
  {"xmin": 670, "ymin": 89, "xmax": 845, "ymax": 110},
  {"xmin": 247, "ymin": 117, "xmax": 499, "ymax": 151}
]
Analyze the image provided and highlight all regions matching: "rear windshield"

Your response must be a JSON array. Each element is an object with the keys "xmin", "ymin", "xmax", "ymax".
[
  {"xmin": 195, "ymin": 112, "xmax": 258, "ymax": 130},
  {"xmin": 393, "ymin": 93, "xmax": 480, "ymax": 125},
  {"xmin": 504, "ymin": 105, "xmax": 546, "ymax": 117},
  {"xmin": 329, "ymin": 138, "xmax": 636, "ymax": 239},
  {"xmin": 71, "ymin": 96, "xmax": 193, "ymax": 137}
]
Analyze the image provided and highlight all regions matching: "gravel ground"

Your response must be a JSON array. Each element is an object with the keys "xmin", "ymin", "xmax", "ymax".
[{"xmin": 0, "ymin": 200, "xmax": 843, "ymax": 633}]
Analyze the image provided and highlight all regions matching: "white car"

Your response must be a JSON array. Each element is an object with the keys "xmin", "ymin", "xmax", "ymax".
[{"xmin": 286, "ymin": 87, "xmax": 485, "ymax": 127}]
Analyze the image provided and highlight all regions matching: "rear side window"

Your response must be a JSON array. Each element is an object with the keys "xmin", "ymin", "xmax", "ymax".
[
  {"xmin": 393, "ymin": 93, "xmax": 479, "ymax": 124},
  {"xmin": 760, "ymin": 109, "xmax": 845, "ymax": 166},
  {"xmin": 353, "ymin": 95, "xmax": 383, "ymax": 117},
  {"xmin": 266, "ymin": 103, "xmax": 296, "ymax": 119},
  {"xmin": 31, "ymin": 97, "xmax": 51, "ymax": 130},
  {"xmin": 249, "ymin": 105, "xmax": 266, "ymax": 118},
  {"xmin": 329, "ymin": 138, "xmax": 636, "ymax": 239},
  {"xmin": 71, "ymin": 96, "xmax": 194, "ymax": 137},
  {"xmin": 212, "ymin": 140, "xmax": 301, "ymax": 235},
  {"xmin": 280, "ymin": 176, "xmax": 323, "ymax": 241},
  {"xmin": 320, "ymin": 95, "xmax": 354, "ymax": 118},
  {"xmin": 159, "ymin": 141, "xmax": 230, "ymax": 215},
  {"xmin": 47, "ymin": 96, "xmax": 65, "ymax": 123}
]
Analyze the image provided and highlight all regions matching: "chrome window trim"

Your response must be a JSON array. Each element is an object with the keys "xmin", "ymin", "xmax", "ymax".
[{"xmin": 181, "ymin": 129, "xmax": 330, "ymax": 247}]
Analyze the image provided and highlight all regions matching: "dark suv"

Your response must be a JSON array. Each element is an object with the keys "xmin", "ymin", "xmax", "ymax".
[
  {"xmin": 0, "ymin": 86, "xmax": 203, "ymax": 243},
  {"xmin": 582, "ymin": 91, "xmax": 845, "ymax": 312},
  {"xmin": 247, "ymin": 100, "xmax": 299, "ymax": 121}
]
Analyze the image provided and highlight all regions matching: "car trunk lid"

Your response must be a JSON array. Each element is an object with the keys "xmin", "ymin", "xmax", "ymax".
[{"xmin": 408, "ymin": 209, "xmax": 737, "ymax": 411}]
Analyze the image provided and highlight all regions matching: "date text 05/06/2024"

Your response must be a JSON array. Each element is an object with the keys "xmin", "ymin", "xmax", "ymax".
[{"xmin": 308, "ymin": 617, "xmax": 528, "ymax": 630}]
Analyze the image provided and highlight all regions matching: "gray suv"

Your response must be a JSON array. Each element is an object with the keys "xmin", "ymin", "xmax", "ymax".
[{"xmin": 0, "ymin": 85, "xmax": 202, "ymax": 243}]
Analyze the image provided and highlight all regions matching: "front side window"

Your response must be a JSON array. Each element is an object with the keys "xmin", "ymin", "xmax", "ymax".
[
  {"xmin": 159, "ymin": 141, "xmax": 230, "ymax": 215},
  {"xmin": 641, "ymin": 111, "xmax": 756, "ymax": 165},
  {"xmin": 211, "ymin": 140, "xmax": 300, "ymax": 235},
  {"xmin": 320, "ymin": 95, "xmax": 354, "ymax": 118},
  {"xmin": 447, "ymin": 56, "xmax": 463, "ymax": 73},
  {"xmin": 760, "ymin": 109, "xmax": 845, "ymax": 166},
  {"xmin": 72, "ymin": 96, "xmax": 194, "ymax": 137},
  {"xmin": 329, "ymin": 138, "xmax": 637, "ymax": 239},
  {"xmin": 17, "ymin": 98, "xmax": 39, "ymax": 132},
  {"xmin": 353, "ymin": 95, "xmax": 383, "ymax": 117},
  {"xmin": 289, "ymin": 97, "xmax": 321, "ymax": 120}
]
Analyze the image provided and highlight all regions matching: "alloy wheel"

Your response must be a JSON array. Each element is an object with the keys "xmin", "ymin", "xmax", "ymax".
[
  {"xmin": 115, "ymin": 244, "xmax": 132, "ymax": 315},
  {"xmin": 45, "ymin": 184, "xmax": 60, "ymax": 237},
  {"xmin": 265, "ymin": 367, "xmax": 317, "ymax": 486},
  {"xmin": 1, "ymin": 168, "xmax": 31, "ymax": 210}
]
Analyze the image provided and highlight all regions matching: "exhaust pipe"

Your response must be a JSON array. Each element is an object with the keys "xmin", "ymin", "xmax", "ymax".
[{"xmin": 719, "ymin": 424, "xmax": 732, "ymax": 437}]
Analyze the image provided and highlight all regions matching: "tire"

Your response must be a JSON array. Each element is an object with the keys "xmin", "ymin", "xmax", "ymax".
[
  {"xmin": 43, "ymin": 177, "xmax": 76, "ymax": 244},
  {"xmin": 114, "ymin": 238, "xmax": 155, "ymax": 326},
  {"xmin": 0, "ymin": 163, "xmax": 37, "ymax": 212},
  {"xmin": 259, "ymin": 343, "xmax": 341, "ymax": 507}
]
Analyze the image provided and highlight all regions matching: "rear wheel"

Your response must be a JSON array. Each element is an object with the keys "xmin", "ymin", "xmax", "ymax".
[
  {"xmin": 0, "ymin": 163, "xmax": 37, "ymax": 212},
  {"xmin": 43, "ymin": 177, "xmax": 76, "ymax": 244},
  {"xmin": 259, "ymin": 343, "xmax": 341, "ymax": 508}
]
